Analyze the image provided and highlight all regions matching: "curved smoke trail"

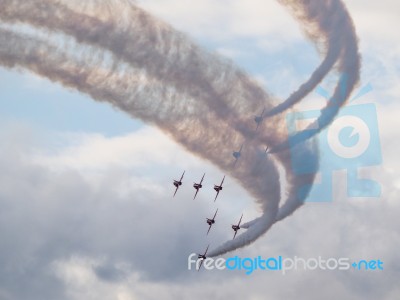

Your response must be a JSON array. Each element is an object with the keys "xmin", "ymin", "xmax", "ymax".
[
  {"xmin": 0, "ymin": 0, "xmax": 270, "ymax": 135},
  {"xmin": 208, "ymin": 0, "xmax": 360, "ymax": 256},
  {"xmin": 269, "ymin": 0, "xmax": 361, "ymax": 152},
  {"xmin": 0, "ymin": 0, "xmax": 360, "ymax": 257},
  {"xmin": 264, "ymin": 0, "xmax": 344, "ymax": 118},
  {"xmin": 0, "ymin": 25, "xmax": 283, "ymax": 254}
]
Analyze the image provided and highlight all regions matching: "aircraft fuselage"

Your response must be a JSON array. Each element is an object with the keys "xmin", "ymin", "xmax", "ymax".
[
  {"xmin": 214, "ymin": 186, "xmax": 222, "ymax": 192},
  {"xmin": 207, "ymin": 219, "xmax": 215, "ymax": 225}
]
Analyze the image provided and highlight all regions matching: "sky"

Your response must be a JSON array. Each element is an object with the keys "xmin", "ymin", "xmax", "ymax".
[{"xmin": 0, "ymin": 0, "xmax": 400, "ymax": 299}]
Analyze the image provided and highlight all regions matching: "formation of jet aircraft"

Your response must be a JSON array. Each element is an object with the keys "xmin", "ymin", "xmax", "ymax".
[
  {"xmin": 177, "ymin": 106, "xmax": 275, "ymax": 270},
  {"xmin": 172, "ymin": 173, "xmax": 227, "ymax": 202},
  {"xmin": 197, "ymin": 212, "xmax": 245, "ymax": 270},
  {"xmin": 171, "ymin": 171, "xmax": 247, "ymax": 269}
]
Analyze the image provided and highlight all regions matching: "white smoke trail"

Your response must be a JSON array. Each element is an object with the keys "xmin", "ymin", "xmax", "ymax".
[
  {"xmin": 0, "ymin": 0, "xmax": 360, "ymax": 256},
  {"xmin": 207, "ymin": 0, "xmax": 360, "ymax": 257},
  {"xmin": 0, "ymin": 0, "xmax": 272, "ymax": 138},
  {"xmin": 264, "ymin": 0, "xmax": 345, "ymax": 118},
  {"xmin": 247, "ymin": 0, "xmax": 361, "ymax": 228},
  {"xmin": 0, "ymin": 26, "xmax": 283, "ymax": 252},
  {"xmin": 270, "ymin": 0, "xmax": 361, "ymax": 152}
]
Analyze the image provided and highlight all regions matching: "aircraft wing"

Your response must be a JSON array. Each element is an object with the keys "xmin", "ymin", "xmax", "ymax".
[
  {"xmin": 238, "ymin": 214, "xmax": 243, "ymax": 226},
  {"xmin": 214, "ymin": 190, "xmax": 220, "ymax": 202},
  {"xmin": 173, "ymin": 185, "xmax": 179, "ymax": 197},
  {"xmin": 220, "ymin": 176, "xmax": 225, "ymax": 186},
  {"xmin": 233, "ymin": 230, "xmax": 238, "ymax": 240},
  {"xmin": 198, "ymin": 259, "xmax": 205, "ymax": 271},
  {"xmin": 207, "ymin": 224, "xmax": 212, "ymax": 235},
  {"xmin": 213, "ymin": 209, "xmax": 218, "ymax": 219},
  {"xmin": 180, "ymin": 171, "xmax": 185, "ymax": 181},
  {"xmin": 193, "ymin": 188, "xmax": 199, "ymax": 200},
  {"xmin": 200, "ymin": 173, "xmax": 205, "ymax": 184},
  {"xmin": 197, "ymin": 245, "xmax": 209, "ymax": 271}
]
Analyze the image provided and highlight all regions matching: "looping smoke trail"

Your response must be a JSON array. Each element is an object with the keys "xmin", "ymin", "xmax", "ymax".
[
  {"xmin": 268, "ymin": 0, "xmax": 360, "ymax": 152},
  {"xmin": 0, "ymin": 0, "xmax": 360, "ymax": 257},
  {"xmin": 264, "ymin": 0, "xmax": 345, "ymax": 118}
]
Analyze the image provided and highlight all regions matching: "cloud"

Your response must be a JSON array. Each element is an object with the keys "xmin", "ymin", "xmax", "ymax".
[
  {"xmin": 0, "ymin": 122, "xmax": 259, "ymax": 297},
  {"xmin": 31, "ymin": 127, "xmax": 193, "ymax": 170},
  {"xmin": 346, "ymin": 0, "xmax": 400, "ymax": 42},
  {"xmin": 138, "ymin": 0, "xmax": 305, "ymax": 41},
  {"xmin": 1, "ymin": 117, "xmax": 400, "ymax": 299},
  {"xmin": 52, "ymin": 257, "xmax": 139, "ymax": 300}
]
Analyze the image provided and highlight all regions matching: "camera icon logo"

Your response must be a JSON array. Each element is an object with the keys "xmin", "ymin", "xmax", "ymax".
[
  {"xmin": 286, "ymin": 82, "xmax": 382, "ymax": 202},
  {"xmin": 327, "ymin": 115, "xmax": 370, "ymax": 159}
]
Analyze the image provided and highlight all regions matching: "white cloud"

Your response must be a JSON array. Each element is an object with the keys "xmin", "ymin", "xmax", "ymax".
[
  {"xmin": 347, "ymin": 0, "xmax": 400, "ymax": 43},
  {"xmin": 215, "ymin": 47, "xmax": 244, "ymax": 59},
  {"xmin": 138, "ymin": 0, "xmax": 304, "ymax": 41},
  {"xmin": 52, "ymin": 257, "xmax": 138, "ymax": 300},
  {"xmin": 1, "ymin": 108, "xmax": 400, "ymax": 299},
  {"xmin": 32, "ymin": 127, "xmax": 183, "ymax": 170}
]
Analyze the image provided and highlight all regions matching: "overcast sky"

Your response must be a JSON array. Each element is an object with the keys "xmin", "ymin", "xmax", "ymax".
[{"xmin": 0, "ymin": 0, "xmax": 399, "ymax": 299}]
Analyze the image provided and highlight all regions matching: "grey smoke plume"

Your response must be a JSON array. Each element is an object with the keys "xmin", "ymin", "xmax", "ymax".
[
  {"xmin": 0, "ymin": 26, "xmax": 283, "ymax": 256},
  {"xmin": 0, "ymin": 0, "xmax": 360, "ymax": 257},
  {"xmin": 264, "ymin": 0, "xmax": 344, "ymax": 118},
  {"xmin": 269, "ymin": 0, "xmax": 361, "ymax": 152}
]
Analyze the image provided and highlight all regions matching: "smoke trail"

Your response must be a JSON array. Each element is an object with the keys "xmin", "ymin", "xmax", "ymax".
[
  {"xmin": 0, "ymin": 27, "xmax": 283, "ymax": 252},
  {"xmin": 256, "ymin": 0, "xmax": 361, "ymax": 228},
  {"xmin": 270, "ymin": 0, "xmax": 361, "ymax": 152},
  {"xmin": 0, "ymin": 0, "xmax": 327, "ymax": 219},
  {"xmin": 257, "ymin": 0, "xmax": 361, "ymax": 229},
  {"xmin": 0, "ymin": 0, "xmax": 272, "ymax": 140},
  {"xmin": 0, "ymin": 0, "xmax": 283, "ymax": 258},
  {"xmin": 264, "ymin": 0, "xmax": 344, "ymax": 118},
  {"xmin": 0, "ymin": 0, "xmax": 359, "ymax": 256}
]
